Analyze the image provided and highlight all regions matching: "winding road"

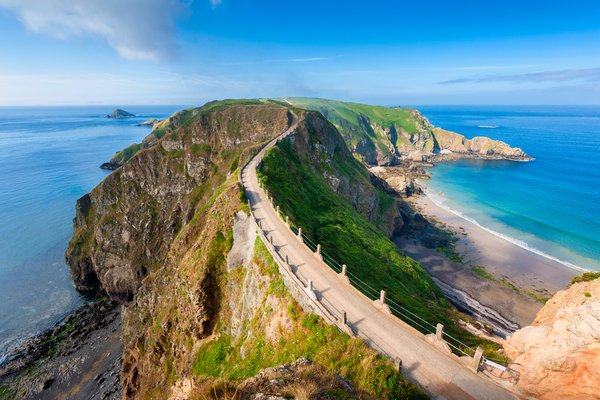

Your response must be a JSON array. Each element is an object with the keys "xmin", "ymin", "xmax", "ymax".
[{"xmin": 241, "ymin": 111, "xmax": 518, "ymax": 400}]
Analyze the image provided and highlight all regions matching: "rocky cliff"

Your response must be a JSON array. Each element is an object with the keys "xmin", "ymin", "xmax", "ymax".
[
  {"xmin": 287, "ymin": 98, "xmax": 532, "ymax": 165},
  {"xmin": 503, "ymin": 277, "xmax": 600, "ymax": 399},
  {"xmin": 66, "ymin": 101, "xmax": 291, "ymax": 302},
  {"xmin": 65, "ymin": 100, "xmax": 421, "ymax": 399}
]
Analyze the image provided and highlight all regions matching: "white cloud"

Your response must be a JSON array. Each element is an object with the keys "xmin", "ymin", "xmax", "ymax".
[{"xmin": 0, "ymin": 0, "xmax": 187, "ymax": 61}]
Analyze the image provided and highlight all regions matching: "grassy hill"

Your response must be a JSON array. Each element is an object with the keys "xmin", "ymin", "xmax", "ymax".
[{"xmin": 284, "ymin": 97, "xmax": 436, "ymax": 164}]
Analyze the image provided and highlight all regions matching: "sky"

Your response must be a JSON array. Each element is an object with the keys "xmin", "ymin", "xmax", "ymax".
[{"xmin": 0, "ymin": 0, "xmax": 599, "ymax": 106}]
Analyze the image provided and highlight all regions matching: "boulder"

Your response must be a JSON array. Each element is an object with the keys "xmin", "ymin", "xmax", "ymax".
[{"xmin": 503, "ymin": 278, "xmax": 600, "ymax": 399}]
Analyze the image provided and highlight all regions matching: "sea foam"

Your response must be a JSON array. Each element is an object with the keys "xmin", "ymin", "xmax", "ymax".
[{"xmin": 423, "ymin": 188, "xmax": 589, "ymax": 272}]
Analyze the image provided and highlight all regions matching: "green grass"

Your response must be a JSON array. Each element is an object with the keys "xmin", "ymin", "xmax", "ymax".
[
  {"xmin": 472, "ymin": 266, "xmax": 550, "ymax": 303},
  {"xmin": 258, "ymin": 140, "xmax": 447, "ymax": 321},
  {"xmin": 472, "ymin": 265, "xmax": 495, "ymax": 280},
  {"xmin": 570, "ymin": 272, "xmax": 600, "ymax": 286},
  {"xmin": 192, "ymin": 314, "xmax": 424, "ymax": 399},
  {"xmin": 285, "ymin": 97, "xmax": 424, "ymax": 155},
  {"xmin": 113, "ymin": 142, "xmax": 142, "ymax": 163},
  {"xmin": 257, "ymin": 133, "xmax": 508, "ymax": 360},
  {"xmin": 192, "ymin": 234, "xmax": 426, "ymax": 399}
]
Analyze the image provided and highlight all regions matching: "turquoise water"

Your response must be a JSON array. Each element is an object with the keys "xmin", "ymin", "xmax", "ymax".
[
  {"xmin": 417, "ymin": 106, "xmax": 600, "ymax": 272},
  {"xmin": 0, "ymin": 106, "xmax": 180, "ymax": 360}
]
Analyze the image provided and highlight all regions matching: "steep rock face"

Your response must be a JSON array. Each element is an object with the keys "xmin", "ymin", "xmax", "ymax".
[
  {"xmin": 284, "ymin": 111, "xmax": 403, "ymax": 235},
  {"xmin": 287, "ymin": 98, "xmax": 532, "ymax": 165},
  {"xmin": 503, "ymin": 279, "xmax": 600, "ymax": 399},
  {"xmin": 433, "ymin": 128, "xmax": 531, "ymax": 160},
  {"xmin": 66, "ymin": 103, "xmax": 292, "ymax": 302}
]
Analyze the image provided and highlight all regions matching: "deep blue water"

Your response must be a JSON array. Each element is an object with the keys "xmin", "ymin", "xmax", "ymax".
[
  {"xmin": 0, "ymin": 106, "xmax": 180, "ymax": 360},
  {"xmin": 417, "ymin": 106, "xmax": 600, "ymax": 272}
]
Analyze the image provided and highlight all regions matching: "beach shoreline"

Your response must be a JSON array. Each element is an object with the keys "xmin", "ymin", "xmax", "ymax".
[
  {"xmin": 394, "ymin": 187, "xmax": 580, "ymax": 334},
  {"xmin": 415, "ymin": 191, "xmax": 578, "ymax": 293}
]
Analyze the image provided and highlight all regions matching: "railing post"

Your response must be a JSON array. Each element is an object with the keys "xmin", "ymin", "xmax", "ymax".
[
  {"xmin": 375, "ymin": 290, "xmax": 391, "ymax": 315},
  {"xmin": 315, "ymin": 244, "xmax": 322, "ymax": 261},
  {"xmin": 304, "ymin": 279, "xmax": 317, "ymax": 301},
  {"xmin": 436, "ymin": 323, "xmax": 444, "ymax": 341},
  {"xmin": 472, "ymin": 347, "xmax": 484, "ymax": 372},
  {"xmin": 339, "ymin": 264, "xmax": 350, "ymax": 285},
  {"xmin": 394, "ymin": 357, "xmax": 402, "ymax": 372}
]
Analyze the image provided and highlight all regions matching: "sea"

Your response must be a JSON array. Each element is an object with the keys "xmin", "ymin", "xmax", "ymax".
[
  {"xmin": 0, "ymin": 106, "xmax": 181, "ymax": 362},
  {"xmin": 417, "ymin": 106, "xmax": 600, "ymax": 273}
]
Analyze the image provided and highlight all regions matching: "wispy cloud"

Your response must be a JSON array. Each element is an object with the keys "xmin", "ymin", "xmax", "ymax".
[
  {"xmin": 440, "ymin": 67, "xmax": 600, "ymax": 84},
  {"xmin": 289, "ymin": 57, "xmax": 329, "ymax": 63},
  {"xmin": 0, "ymin": 0, "xmax": 188, "ymax": 61},
  {"xmin": 217, "ymin": 56, "xmax": 337, "ymax": 66}
]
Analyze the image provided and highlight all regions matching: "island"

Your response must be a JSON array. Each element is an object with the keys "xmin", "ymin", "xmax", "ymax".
[{"xmin": 106, "ymin": 109, "xmax": 135, "ymax": 119}]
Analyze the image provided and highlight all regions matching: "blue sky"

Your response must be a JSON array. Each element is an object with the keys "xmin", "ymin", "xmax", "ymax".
[{"xmin": 0, "ymin": 0, "xmax": 599, "ymax": 106}]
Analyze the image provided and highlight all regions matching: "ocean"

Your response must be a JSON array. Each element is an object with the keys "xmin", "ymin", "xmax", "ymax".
[
  {"xmin": 417, "ymin": 106, "xmax": 600, "ymax": 272},
  {"xmin": 0, "ymin": 106, "xmax": 180, "ymax": 361}
]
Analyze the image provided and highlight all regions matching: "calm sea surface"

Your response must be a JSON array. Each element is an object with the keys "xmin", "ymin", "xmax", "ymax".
[
  {"xmin": 417, "ymin": 106, "xmax": 600, "ymax": 272},
  {"xmin": 0, "ymin": 106, "xmax": 180, "ymax": 360}
]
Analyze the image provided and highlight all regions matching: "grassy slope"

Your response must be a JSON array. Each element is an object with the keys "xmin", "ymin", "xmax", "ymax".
[
  {"xmin": 257, "ymin": 135, "xmax": 505, "ymax": 359},
  {"xmin": 286, "ymin": 97, "xmax": 422, "ymax": 151},
  {"xmin": 191, "ymin": 238, "xmax": 425, "ymax": 400}
]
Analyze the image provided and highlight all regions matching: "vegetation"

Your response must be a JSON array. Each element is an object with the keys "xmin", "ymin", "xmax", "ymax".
[
  {"xmin": 191, "ymin": 239, "xmax": 425, "ymax": 399},
  {"xmin": 285, "ymin": 97, "xmax": 428, "ymax": 158},
  {"xmin": 472, "ymin": 265, "xmax": 550, "ymax": 303},
  {"xmin": 570, "ymin": 271, "xmax": 600, "ymax": 286},
  {"xmin": 472, "ymin": 265, "xmax": 495, "ymax": 280},
  {"xmin": 256, "ymin": 135, "xmax": 504, "ymax": 359},
  {"xmin": 113, "ymin": 142, "xmax": 142, "ymax": 163}
]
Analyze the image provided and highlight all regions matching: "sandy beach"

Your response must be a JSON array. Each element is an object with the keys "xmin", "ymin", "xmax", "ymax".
[{"xmin": 395, "ymin": 193, "xmax": 579, "ymax": 333}]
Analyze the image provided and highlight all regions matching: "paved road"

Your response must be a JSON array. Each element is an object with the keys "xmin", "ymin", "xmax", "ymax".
[{"xmin": 241, "ymin": 112, "xmax": 518, "ymax": 400}]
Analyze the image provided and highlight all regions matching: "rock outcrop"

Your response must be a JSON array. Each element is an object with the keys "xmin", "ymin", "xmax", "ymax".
[
  {"xmin": 432, "ymin": 128, "xmax": 531, "ymax": 161},
  {"xmin": 107, "ymin": 109, "xmax": 135, "ymax": 119},
  {"xmin": 67, "ymin": 103, "xmax": 292, "ymax": 302},
  {"xmin": 503, "ymin": 278, "xmax": 600, "ymax": 399},
  {"xmin": 138, "ymin": 117, "xmax": 159, "ymax": 127},
  {"xmin": 287, "ymin": 98, "xmax": 533, "ymax": 165}
]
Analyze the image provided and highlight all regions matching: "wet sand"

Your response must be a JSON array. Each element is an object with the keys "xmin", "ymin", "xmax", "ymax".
[
  {"xmin": 395, "ymin": 194, "xmax": 579, "ymax": 331},
  {"xmin": 414, "ymin": 194, "xmax": 578, "ymax": 293}
]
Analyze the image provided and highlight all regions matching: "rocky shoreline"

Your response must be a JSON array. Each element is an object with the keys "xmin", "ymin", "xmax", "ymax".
[{"xmin": 0, "ymin": 298, "xmax": 122, "ymax": 400}]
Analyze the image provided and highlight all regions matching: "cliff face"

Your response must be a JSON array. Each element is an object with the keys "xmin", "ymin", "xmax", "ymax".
[
  {"xmin": 432, "ymin": 128, "xmax": 531, "ymax": 161},
  {"xmin": 503, "ymin": 278, "xmax": 600, "ymax": 399},
  {"xmin": 66, "ymin": 102, "xmax": 291, "ymax": 302},
  {"xmin": 65, "ymin": 101, "xmax": 420, "ymax": 399},
  {"xmin": 282, "ymin": 110, "xmax": 404, "ymax": 234},
  {"xmin": 287, "ymin": 98, "xmax": 532, "ymax": 165}
]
